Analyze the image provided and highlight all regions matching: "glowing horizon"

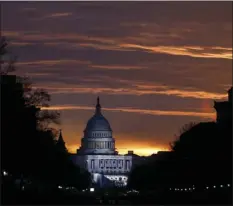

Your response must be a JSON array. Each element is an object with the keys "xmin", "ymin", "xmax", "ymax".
[{"xmin": 66, "ymin": 144, "xmax": 170, "ymax": 156}]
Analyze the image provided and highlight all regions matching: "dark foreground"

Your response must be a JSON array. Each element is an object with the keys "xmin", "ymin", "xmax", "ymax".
[{"xmin": 2, "ymin": 186, "xmax": 232, "ymax": 205}]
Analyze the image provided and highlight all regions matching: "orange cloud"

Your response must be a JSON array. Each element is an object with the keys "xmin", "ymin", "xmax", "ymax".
[
  {"xmin": 25, "ymin": 72, "xmax": 54, "ymax": 77},
  {"xmin": 45, "ymin": 12, "xmax": 73, "ymax": 18},
  {"xmin": 41, "ymin": 104, "xmax": 215, "ymax": 119},
  {"xmin": 2, "ymin": 31, "xmax": 116, "ymax": 44},
  {"xmin": 78, "ymin": 43, "xmax": 134, "ymax": 52},
  {"xmin": 119, "ymin": 44, "xmax": 232, "ymax": 59},
  {"xmin": 2, "ymin": 31, "xmax": 21, "ymax": 37},
  {"xmin": 31, "ymin": 12, "xmax": 73, "ymax": 21},
  {"xmin": 91, "ymin": 64, "xmax": 146, "ymax": 70},
  {"xmin": 16, "ymin": 59, "xmax": 91, "ymax": 66},
  {"xmin": 11, "ymin": 42, "xmax": 34, "ymax": 46}
]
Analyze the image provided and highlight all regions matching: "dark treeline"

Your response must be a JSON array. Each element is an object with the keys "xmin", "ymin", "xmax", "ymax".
[
  {"xmin": 128, "ymin": 104, "xmax": 232, "ymax": 203},
  {"xmin": 1, "ymin": 37, "xmax": 91, "ymax": 204},
  {"xmin": 128, "ymin": 121, "xmax": 232, "ymax": 189}
]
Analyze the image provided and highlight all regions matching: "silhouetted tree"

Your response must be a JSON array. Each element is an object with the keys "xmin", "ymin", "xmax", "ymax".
[
  {"xmin": 171, "ymin": 121, "xmax": 231, "ymax": 185},
  {"xmin": 129, "ymin": 117, "xmax": 232, "ymax": 190},
  {"xmin": 1, "ymin": 37, "xmax": 90, "ymax": 192}
]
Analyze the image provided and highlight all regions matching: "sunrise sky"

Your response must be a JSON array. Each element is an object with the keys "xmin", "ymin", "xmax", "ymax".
[{"xmin": 2, "ymin": 2, "xmax": 232, "ymax": 156}]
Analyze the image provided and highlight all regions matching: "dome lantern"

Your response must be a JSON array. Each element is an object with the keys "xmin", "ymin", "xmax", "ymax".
[{"xmin": 95, "ymin": 96, "xmax": 101, "ymax": 114}]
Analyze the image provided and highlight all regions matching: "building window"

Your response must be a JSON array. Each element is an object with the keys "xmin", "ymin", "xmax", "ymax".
[
  {"xmin": 91, "ymin": 160, "xmax": 95, "ymax": 169},
  {"xmin": 125, "ymin": 160, "xmax": 129, "ymax": 170}
]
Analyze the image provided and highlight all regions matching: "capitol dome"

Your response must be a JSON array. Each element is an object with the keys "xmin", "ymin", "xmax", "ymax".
[
  {"xmin": 85, "ymin": 115, "xmax": 112, "ymax": 132},
  {"xmin": 84, "ymin": 97, "xmax": 112, "ymax": 132},
  {"xmin": 83, "ymin": 97, "xmax": 114, "ymax": 139},
  {"xmin": 78, "ymin": 97, "xmax": 116, "ymax": 155}
]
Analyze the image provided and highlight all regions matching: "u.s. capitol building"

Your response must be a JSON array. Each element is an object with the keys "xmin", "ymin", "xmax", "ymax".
[{"xmin": 71, "ymin": 97, "xmax": 133, "ymax": 188}]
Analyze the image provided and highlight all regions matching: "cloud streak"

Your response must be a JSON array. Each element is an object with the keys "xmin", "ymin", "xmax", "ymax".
[
  {"xmin": 90, "ymin": 64, "xmax": 146, "ymax": 70},
  {"xmin": 34, "ymin": 84, "xmax": 227, "ymax": 100},
  {"xmin": 45, "ymin": 12, "xmax": 73, "ymax": 18},
  {"xmin": 119, "ymin": 44, "xmax": 232, "ymax": 60},
  {"xmin": 16, "ymin": 59, "xmax": 91, "ymax": 66},
  {"xmin": 42, "ymin": 104, "xmax": 215, "ymax": 119},
  {"xmin": 3, "ymin": 30, "xmax": 232, "ymax": 59}
]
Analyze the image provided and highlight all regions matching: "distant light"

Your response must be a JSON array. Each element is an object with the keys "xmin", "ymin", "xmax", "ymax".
[
  {"xmin": 213, "ymin": 186, "xmax": 216, "ymax": 188},
  {"xmin": 185, "ymin": 188, "xmax": 187, "ymax": 191},
  {"xmin": 177, "ymin": 189, "xmax": 179, "ymax": 191},
  {"xmin": 90, "ymin": 188, "xmax": 95, "ymax": 192},
  {"xmin": 82, "ymin": 189, "xmax": 85, "ymax": 192},
  {"xmin": 227, "ymin": 184, "xmax": 230, "ymax": 187},
  {"xmin": 189, "ymin": 188, "xmax": 191, "ymax": 190},
  {"xmin": 206, "ymin": 187, "xmax": 209, "ymax": 189},
  {"xmin": 58, "ymin": 186, "xmax": 62, "ymax": 189},
  {"xmin": 169, "ymin": 188, "xmax": 171, "ymax": 190},
  {"xmin": 220, "ymin": 185, "xmax": 223, "ymax": 187},
  {"xmin": 3, "ymin": 171, "xmax": 8, "ymax": 176},
  {"xmin": 22, "ymin": 186, "xmax": 25, "ymax": 190},
  {"xmin": 181, "ymin": 189, "xmax": 183, "ymax": 191}
]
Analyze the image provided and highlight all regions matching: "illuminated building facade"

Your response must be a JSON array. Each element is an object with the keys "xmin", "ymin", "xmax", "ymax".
[{"xmin": 71, "ymin": 97, "xmax": 132, "ymax": 188}]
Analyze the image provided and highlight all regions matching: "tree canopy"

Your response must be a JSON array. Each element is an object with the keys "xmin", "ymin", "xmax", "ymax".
[
  {"xmin": 1, "ymin": 37, "xmax": 90, "ymax": 189},
  {"xmin": 129, "ymin": 117, "xmax": 232, "ymax": 189}
]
